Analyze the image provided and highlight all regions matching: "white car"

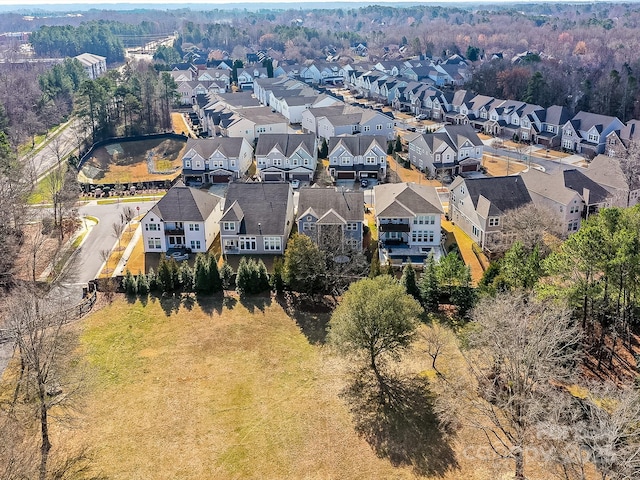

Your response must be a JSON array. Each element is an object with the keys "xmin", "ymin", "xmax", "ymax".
[{"xmin": 291, "ymin": 179, "xmax": 300, "ymax": 189}]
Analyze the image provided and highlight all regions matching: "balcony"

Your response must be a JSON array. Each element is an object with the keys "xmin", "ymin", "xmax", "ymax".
[{"xmin": 164, "ymin": 228, "xmax": 185, "ymax": 235}]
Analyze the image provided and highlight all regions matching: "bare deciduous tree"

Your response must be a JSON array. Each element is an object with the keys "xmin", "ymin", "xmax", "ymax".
[{"xmin": 448, "ymin": 292, "xmax": 582, "ymax": 480}]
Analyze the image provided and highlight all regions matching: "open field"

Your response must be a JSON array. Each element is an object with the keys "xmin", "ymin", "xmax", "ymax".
[{"xmin": 78, "ymin": 137, "xmax": 186, "ymax": 185}]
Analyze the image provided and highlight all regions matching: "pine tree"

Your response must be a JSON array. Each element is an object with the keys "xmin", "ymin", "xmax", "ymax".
[
  {"xmin": 401, "ymin": 262, "xmax": 420, "ymax": 301},
  {"xmin": 236, "ymin": 257, "xmax": 252, "ymax": 296},
  {"xmin": 419, "ymin": 255, "xmax": 440, "ymax": 314},
  {"xmin": 395, "ymin": 135, "xmax": 402, "ymax": 153},
  {"xmin": 147, "ymin": 267, "xmax": 158, "ymax": 291},
  {"xmin": 207, "ymin": 254, "xmax": 223, "ymax": 292},
  {"xmin": 256, "ymin": 259, "xmax": 270, "ymax": 293},
  {"xmin": 123, "ymin": 269, "xmax": 137, "ymax": 295},
  {"xmin": 157, "ymin": 258, "xmax": 174, "ymax": 292},
  {"xmin": 193, "ymin": 253, "xmax": 209, "ymax": 293},
  {"xmin": 137, "ymin": 271, "xmax": 150, "ymax": 295},
  {"xmin": 450, "ymin": 267, "xmax": 476, "ymax": 319},
  {"xmin": 384, "ymin": 260, "xmax": 395, "ymax": 277},
  {"xmin": 271, "ymin": 257, "xmax": 285, "ymax": 294},
  {"xmin": 220, "ymin": 261, "xmax": 234, "ymax": 290},
  {"xmin": 319, "ymin": 138, "xmax": 328, "ymax": 158},
  {"xmin": 369, "ymin": 251, "xmax": 381, "ymax": 278},
  {"xmin": 179, "ymin": 262, "xmax": 194, "ymax": 292}
]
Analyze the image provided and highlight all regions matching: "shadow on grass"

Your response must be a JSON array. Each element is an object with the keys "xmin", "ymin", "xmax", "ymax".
[
  {"xmin": 275, "ymin": 292, "xmax": 336, "ymax": 345},
  {"xmin": 239, "ymin": 293, "xmax": 272, "ymax": 313},
  {"xmin": 342, "ymin": 371, "xmax": 458, "ymax": 477}
]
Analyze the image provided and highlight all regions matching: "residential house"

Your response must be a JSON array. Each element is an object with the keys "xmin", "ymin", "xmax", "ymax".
[
  {"xmin": 521, "ymin": 167, "xmax": 612, "ymax": 233},
  {"xmin": 222, "ymin": 107, "xmax": 289, "ymax": 142},
  {"xmin": 255, "ymin": 133, "xmax": 317, "ymax": 182},
  {"xmin": 605, "ymin": 119, "xmax": 640, "ymax": 156},
  {"xmin": 407, "ymin": 124, "xmax": 484, "ymax": 178},
  {"xmin": 374, "ymin": 182, "xmax": 444, "ymax": 265},
  {"xmin": 141, "ymin": 181, "xmax": 224, "ymax": 254},
  {"xmin": 534, "ymin": 105, "xmax": 572, "ymax": 148},
  {"xmin": 562, "ymin": 111, "xmax": 625, "ymax": 157},
  {"xmin": 297, "ymin": 187, "xmax": 365, "ymax": 251},
  {"xmin": 74, "ymin": 53, "xmax": 107, "ymax": 80},
  {"xmin": 328, "ymin": 135, "xmax": 387, "ymax": 181},
  {"xmin": 448, "ymin": 176, "xmax": 532, "ymax": 250},
  {"xmin": 584, "ymin": 154, "xmax": 640, "ymax": 207},
  {"xmin": 237, "ymin": 67, "xmax": 269, "ymax": 89},
  {"xmin": 219, "ymin": 182, "xmax": 294, "ymax": 255},
  {"xmin": 181, "ymin": 137, "xmax": 253, "ymax": 184}
]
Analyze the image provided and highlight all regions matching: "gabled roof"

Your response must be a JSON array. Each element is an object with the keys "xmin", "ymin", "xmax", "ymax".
[
  {"xmin": 297, "ymin": 187, "xmax": 364, "ymax": 224},
  {"xmin": 222, "ymin": 182, "xmax": 292, "ymax": 236},
  {"xmin": 328, "ymin": 135, "xmax": 387, "ymax": 157},
  {"xmin": 543, "ymin": 105, "xmax": 571, "ymax": 125},
  {"xmin": 255, "ymin": 133, "xmax": 316, "ymax": 157},
  {"xmin": 562, "ymin": 168, "xmax": 612, "ymax": 205},
  {"xmin": 585, "ymin": 154, "xmax": 633, "ymax": 191},
  {"xmin": 149, "ymin": 181, "xmax": 223, "ymax": 222},
  {"xmin": 462, "ymin": 176, "xmax": 532, "ymax": 217},
  {"xmin": 569, "ymin": 111, "xmax": 622, "ymax": 132},
  {"xmin": 184, "ymin": 137, "xmax": 247, "ymax": 159},
  {"xmin": 374, "ymin": 182, "xmax": 443, "ymax": 218},
  {"xmin": 220, "ymin": 200, "xmax": 244, "ymax": 222}
]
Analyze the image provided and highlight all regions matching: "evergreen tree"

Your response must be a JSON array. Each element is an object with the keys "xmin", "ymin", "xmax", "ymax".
[
  {"xmin": 206, "ymin": 254, "xmax": 222, "ymax": 292},
  {"xmin": 319, "ymin": 138, "xmax": 328, "ymax": 158},
  {"xmin": 193, "ymin": 253, "xmax": 209, "ymax": 293},
  {"xmin": 271, "ymin": 257, "xmax": 285, "ymax": 294},
  {"xmin": 384, "ymin": 260, "xmax": 395, "ymax": 277},
  {"xmin": 137, "ymin": 271, "xmax": 149, "ymax": 295},
  {"xmin": 157, "ymin": 258, "xmax": 174, "ymax": 292},
  {"xmin": 123, "ymin": 269, "xmax": 137, "ymax": 295},
  {"xmin": 401, "ymin": 262, "xmax": 420, "ymax": 301},
  {"xmin": 387, "ymin": 141, "xmax": 394, "ymax": 154},
  {"xmin": 256, "ymin": 259, "xmax": 270, "ymax": 293},
  {"xmin": 236, "ymin": 257, "xmax": 252, "ymax": 295},
  {"xmin": 220, "ymin": 261, "xmax": 234, "ymax": 290},
  {"xmin": 395, "ymin": 135, "xmax": 402, "ymax": 153},
  {"xmin": 451, "ymin": 267, "xmax": 476, "ymax": 319},
  {"xmin": 147, "ymin": 267, "xmax": 158, "ymax": 292},
  {"xmin": 419, "ymin": 255, "xmax": 440, "ymax": 313},
  {"xmin": 179, "ymin": 262, "xmax": 194, "ymax": 292}
]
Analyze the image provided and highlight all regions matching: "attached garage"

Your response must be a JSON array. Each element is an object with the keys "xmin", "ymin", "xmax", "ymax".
[
  {"xmin": 264, "ymin": 174, "xmax": 283, "ymax": 182},
  {"xmin": 337, "ymin": 171, "xmax": 356, "ymax": 180},
  {"xmin": 291, "ymin": 173, "xmax": 310, "ymax": 181},
  {"xmin": 211, "ymin": 174, "xmax": 232, "ymax": 183},
  {"xmin": 460, "ymin": 164, "xmax": 478, "ymax": 173}
]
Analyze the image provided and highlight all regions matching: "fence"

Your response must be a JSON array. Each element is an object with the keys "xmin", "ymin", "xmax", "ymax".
[{"xmin": 0, "ymin": 284, "xmax": 98, "ymax": 346}]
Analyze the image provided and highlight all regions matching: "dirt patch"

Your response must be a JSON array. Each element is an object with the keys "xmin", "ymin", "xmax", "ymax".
[{"xmin": 80, "ymin": 137, "xmax": 187, "ymax": 185}]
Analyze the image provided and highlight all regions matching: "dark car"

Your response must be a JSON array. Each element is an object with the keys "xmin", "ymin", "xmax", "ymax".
[{"xmin": 360, "ymin": 178, "xmax": 369, "ymax": 188}]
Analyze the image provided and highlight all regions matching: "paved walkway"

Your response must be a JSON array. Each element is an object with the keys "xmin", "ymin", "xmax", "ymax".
[{"xmin": 114, "ymin": 223, "xmax": 143, "ymax": 276}]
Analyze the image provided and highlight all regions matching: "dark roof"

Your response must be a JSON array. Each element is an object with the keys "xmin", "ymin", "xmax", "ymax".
[
  {"xmin": 149, "ymin": 181, "xmax": 223, "ymax": 222},
  {"xmin": 562, "ymin": 169, "xmax": 612, "ymax": 205},
  {"xmin": 222, "ymin": 182, "xmax": 293, "ymax": 236},
  {"xmin": 464, "ymin": 176, "xmax": 532, "ymax": 216},
  {"xmin": 184, "ymin": 137, "xmax": 247, "ymax": 158},
  {"xmin": 297, "ymin": 187, "xmax": 364, "ymax": 223},
  {"xmin": 328, "ymin": 135, "xmax": 387, "ymax": 156},
  {"xmin": 255, "ymin": 133, "xmax": 316, "ymax": 157}
]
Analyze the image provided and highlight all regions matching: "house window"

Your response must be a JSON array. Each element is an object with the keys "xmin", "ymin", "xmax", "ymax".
[
  {"xmin": 564, "ymin": 130, "xmax": 573, "ymax": 137},
  {"xmin": 240, "ymin": 237, "xmax": 257, "ymax": 250},
  {"xmin": 376, "ymin": 124, "xmax": 382, "ymax": 130},
  {"xmin": 569, "ymin": 204, "xmax": 581, "ymax": 214},
  {"xmin": 147, "ymin": 237, "xmax": 161, "ymax": 249},
  {"xmin": 230, "ymin": 160, "xmax": 236, "ymax": 167},
  {"xmin": 304, "ymin": 158, "xmax": 310, "ymax": 166},
  {"xmin": 303, "ymin": 222, "xmax": 316, "ymax": 231},
  {"xmin": 273, "ymin": 158, "xmax": 282, "ymax": 166},
  {"xmin": 472, "ymin": 225, "xmax": 480, "ymax": 237},
  {"xmin": 568, "ymin": 221, "xmax": 579, "ymax": 232},
  {"xmin": 185, "ymin": 160, "xmax": 191, "ymax": 168},
  {"xmin": 588, "ymin": 133, "xmax": 599, "ymax": 142},
  {"xmin": 341, "ymin": 156, "xmax": 351, "ymax": 165},
  {"xmin": 488, "ymin": 217, "xmax": 500, "ymax": 227},
  {"xmin": 563, "ymin": 140, "xmax": 573, "ymax": 149},
  {"xmin": 223, "ymin": 222, "xmax": 235, "ymax": 231},
  {"xmin": 345, "ymin": 238, "xmax": 359, "ymax": 248},
  {"xmin": 211, "ymin": 161, "xmax": 223, "ymax": 168},
  {"xmin": 258, "ymin": 159, "xmax": 266, "ymax": 166},
  {"xmin": 195, "ymin": 161, "xmax": 202, "ymax": 168},
  {"xmin": 365, "ymin": 156, "xmax": 376, "ymax": 164},
  {"xmin": 189, "ymin": 223, "xmax": 200, "ymax": 231},
  {"xmin": 145, "ymin": 223, "xmax": 159, "ymax": 231},
  {"xmin": 190, "ymin": 240, "xmax": 202, "ymax": 250},
  {"xmin": 346, "ymin": 223, "xmax": 358, "ymax": 231},
  {"xmin": 411, "ymin": 230, "xmax": 434, "ymax": 243},
  {"xmin": 413, "ymin": 215, "xmax": 435, "ymax": 225},
  {"xmin": 363, "ymin": 125, "xmax": 370, "ymax": 132},
  {"xmin": 547, "ymin": 125, "xmax": 555, "ymax": 133},
  {"xmin": 263, "ymin": 237, "xmax": 282, "ymax": 251}
]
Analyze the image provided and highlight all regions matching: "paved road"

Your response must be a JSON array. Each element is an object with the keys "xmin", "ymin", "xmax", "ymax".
[{"xmin": 23, "ymin": 118, "xmax": 82, "ymax": 181}]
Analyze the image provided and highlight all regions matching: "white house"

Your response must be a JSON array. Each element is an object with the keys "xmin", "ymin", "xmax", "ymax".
[
  {"xmin": 74, "ymin": 52, "xmax": 107, "ymax": 80},
  {"xmin": 141, "ymin": 182, "xmax": 224, "ymax": 254},
  {"xmin": 181, "ymin": 137, "xmax": 253, "ymax": 184}
]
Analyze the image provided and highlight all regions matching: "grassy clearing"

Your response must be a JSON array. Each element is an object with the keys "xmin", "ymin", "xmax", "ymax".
[{"xmin": 62, "ymin": 297, "xmax": 427, "ymax": 479}]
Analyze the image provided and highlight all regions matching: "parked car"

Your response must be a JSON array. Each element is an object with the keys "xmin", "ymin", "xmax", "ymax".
[
  {"xmin": 407, "ymin": 127, "xmax": 417, "ymax": 132},
  {"xmin": 291, "ymin": 179, "xmax": 300, "ymax": 189},
  {"xmin": 360, "ymin": 178, "xmax": 369, "ymax": 188},
  {"xmin": 416, "ymin": 114, "xmax": 428, "ymax": 120}
]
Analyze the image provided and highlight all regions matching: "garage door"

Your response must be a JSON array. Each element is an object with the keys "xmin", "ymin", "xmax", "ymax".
[
  {"xmin": 291, "ymin": 174, "xmax": 309, "ymax": 181},
  {"xmin": 264, "ymin": 174, "xmax": 282, "ymax": 182},
  {"xmin": 211, "ymin": 174, "xmax": 231, "ymax": 183},
  {"xmin": 461, "ymin": 164, "xmax": 477, "ymax": 173},
  {"xmin": 337, "ymin": 171, "xmax": 356, "ymax": 179}
]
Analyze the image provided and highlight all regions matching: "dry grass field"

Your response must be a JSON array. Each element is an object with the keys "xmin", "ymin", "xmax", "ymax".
[
  {"xmin": 0, "ymin": 296, "xmax": 581, "ymax": 479},
  {"xmin": 79, "ymin": 137, "xmax": 186, "ymax": 185}
]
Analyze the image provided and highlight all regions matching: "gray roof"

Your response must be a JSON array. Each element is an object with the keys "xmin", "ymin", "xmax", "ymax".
[
  {"xmin": 585, "ymin": 154, "xmax": 631, "ymax": 190},
  {"xmin": 328, "ymin": 135, "xmax": 387, "ymax": 156},
  {"xmin": 149, "ymin": 181, "xmax": 223, "ymax": 222},
  {"xmin": 221, "ymin": 182, "xmax": 293, "ymax": 236},
  {"xmin": 374, "ymin": 182, "xmax": 443, "ymax": 218},
  {"xmin": 255, "ymin": 133, "xmax": 316, "ymax": 157},
  {"xmin": 184, "ymin": 137, "xmax": 247, "ymax": 159},
  {"xmin": 297, "ymin": 187, "xmax": 364, "ymax": 224},
  {"xmin": 543, "ymin": 105, "xmax": 571, "ymax": 125},
  {"xmin": 463, "ymin": 176, "xmax": 532, "ymax": 217},
  {"xmin": 562, "ymin": 168, "xmax": 612, "ymax": 205},
  {"xmin": 570, "ymin": 111, "xmax": 621, "ymax": 132}
]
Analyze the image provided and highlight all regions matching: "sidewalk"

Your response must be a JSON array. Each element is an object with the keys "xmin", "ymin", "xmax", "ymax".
[{"xmin": 114, "ymin": 223, "xmax": 142, "ymax": 276}]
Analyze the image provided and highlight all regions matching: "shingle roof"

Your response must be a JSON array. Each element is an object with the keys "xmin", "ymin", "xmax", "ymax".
[
  {"xmin": 374, "ymin": 182, "xmax": 443, "ymax": 218},
  {"xmin": 184, "ymin": 137, "xmax": 246, "ymax": 159},
  {"xmin": 222, "ymin": 182, "xmax": 293, "ymax": 236},
  {"xmin": 562, "ymin": 168, "xmax": 612, "ymax": 205},
  {"xmin": 463, "ymin": 176, "xmax": 532, "ymax": 216},
  {"xmin": 297, "ymin": 187, "xmax": 364, "ymax": 224},
  {"xmin": 255, "ymin": 133, "xmax": 316, "ymax": 157},
  {"xmin": 149, "ymin": 181, "xmax": 223, "ymax": 222},
  {"xmin": 584, "ymin": 154, "xmax": 631, "ymax": 190},
  {"xmin": 328, "ymin": 135, "xmax": 387, "ymax": 156}
]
